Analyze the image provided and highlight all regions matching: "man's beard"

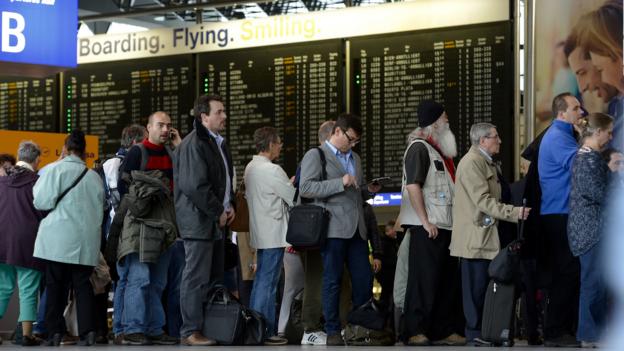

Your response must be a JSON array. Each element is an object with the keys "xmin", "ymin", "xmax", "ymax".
[{"xmin": 432, "ymin": 123, "xmax": 458, "ymax": 158}]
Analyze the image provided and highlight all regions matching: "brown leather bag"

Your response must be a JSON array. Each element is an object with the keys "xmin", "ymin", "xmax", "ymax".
[{"xmin": 230, "ymin": 181, "xmax": 249, "ymax": 232}]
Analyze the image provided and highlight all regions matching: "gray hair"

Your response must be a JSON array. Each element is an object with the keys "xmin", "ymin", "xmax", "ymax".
[
  {"xmin": 318, "ymin": 120, "xmax": 335, "ymax": 144},
  {"xmin": 121, "ymin": 124, "xmax": 147, "ymax": 148},
  {"xmin": 470, "ymin": 123, "xmax": 497, "ymax": 145},
  {"xmin": 406, "ymin": 126, "xmax": 432, "ymax": 144},
  {"xmin": 17, "ymin": 140, "xmax": 41, "ymax": 163}
]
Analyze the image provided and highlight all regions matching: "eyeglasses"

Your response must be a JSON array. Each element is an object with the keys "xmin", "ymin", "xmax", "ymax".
[
  {"xmin": 484, "ymin": 134, "xmax": 500, "ymax": 140},
  {"xmin": 341, "ymin": 128, "xmax": 360, "ymax": 145}
]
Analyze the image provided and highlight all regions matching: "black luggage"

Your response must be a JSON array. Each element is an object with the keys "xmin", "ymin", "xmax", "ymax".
[
  {"xmin": 202, "ymin": 285, "xmax": 267, "ymax": 345},
  {"xmin": 481, "ymin": 199, "xmax": 526, "ymax": 346},
  {"xmin": 481, "ymin": 280, "xmax": 516, "ymax": 346}
]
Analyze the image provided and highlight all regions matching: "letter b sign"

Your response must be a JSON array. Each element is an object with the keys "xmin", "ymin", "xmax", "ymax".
[{"xmin": 2, "ymin": 11, "xmax": 26, "ymax": 53}]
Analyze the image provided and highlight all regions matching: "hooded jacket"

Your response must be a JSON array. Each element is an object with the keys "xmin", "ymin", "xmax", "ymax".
[{"xmin": 0, "ymin": 166, "xmax": 45, "ymax": 271}]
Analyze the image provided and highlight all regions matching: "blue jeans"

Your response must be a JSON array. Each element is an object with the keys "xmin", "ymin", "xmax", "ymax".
[
  {"xmin": 112, "ymin": 280, "xmax": 126, "ymax": 336},
  {"xmin": 250, "ymin": 248, "xmax": 285, "ymax": 337},
  {"xmin": 33, "ymin": 288, "xmax": 47, "ymax": 335},
  {"xmin": 321, "ymin": 236, "xmax": 373, "ymax": 336},
  {"xmin": 117, "ymin": 251, "xmax": 170, "ymax": 336},
  {"xmin": 165, "ymin": 240, "xmax": 185, "ymax": 337},
  {"xmin": 578, "ymin": 244, "xmax": 606, "ymax": 342}
]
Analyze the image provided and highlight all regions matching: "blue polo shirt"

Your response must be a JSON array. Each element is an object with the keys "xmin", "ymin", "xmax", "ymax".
[{"xmin": 538, "ymin": 119, "xmax": 578, "ymax": 214}]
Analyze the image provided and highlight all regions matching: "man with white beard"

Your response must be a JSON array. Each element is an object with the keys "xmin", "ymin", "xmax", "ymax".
[{"xmin": 396, "ymin": 100, "xmax": 465, "ymax": 346}]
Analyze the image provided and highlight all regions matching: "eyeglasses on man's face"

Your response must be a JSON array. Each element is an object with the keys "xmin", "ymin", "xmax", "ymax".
[{"xmin": 341, "ymin": 128, "xmax": 360, "ymax": 145}]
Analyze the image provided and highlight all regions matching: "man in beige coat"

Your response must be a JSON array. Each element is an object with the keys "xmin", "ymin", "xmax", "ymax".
[{"xmin": 450, "ymin": 122, "xmax": 530, "ymax": 346}]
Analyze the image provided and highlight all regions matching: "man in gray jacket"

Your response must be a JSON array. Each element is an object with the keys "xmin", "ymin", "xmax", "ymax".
[
  {"xmin": 174, "ymin": 95, "xmax": 235, "ymax": 346},
  {"xmin": 299, "ymin": 113, "xmax": 379, "ymax": 345}
]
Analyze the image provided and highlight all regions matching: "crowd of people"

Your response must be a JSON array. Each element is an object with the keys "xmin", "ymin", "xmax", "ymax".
[{"xmin": 0, "ymin": 0, "xmax": 622, "ymax": 348}]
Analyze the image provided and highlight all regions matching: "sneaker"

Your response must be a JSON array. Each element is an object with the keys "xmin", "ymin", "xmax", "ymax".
[
  {"xmin": 113, "ymin": 334, "xmax": 124, "ymax": 345},
  {"xmin": 326, "ymin": 333, "xmax": 345, "ymax": 346},
  {"xmin": 264, "ymin": 335, "xmax": 288, "ymax": 346},
  {"xmin": 123, "ymin": 332, "xmax": 152, "ymax": 346},
  {"xmin": 466, "ymin": 337, "xmax": 492, "ymax": 346},
  {"xmin": 407, "ymin": 334, "xmax": 430, "ymax": 346},
  {"xmin": 149, "ymin": 333, "xmax": 179, "ymax": 345},
  {"xmin": 581, "ymin": 341, "xmax": 602, "ymax": 348},
  {"xmin": 544, "ymin": 334, "xmax": 581, "ymax": 348},
  {"xmin": 433, "ymin": 333, "xmax": 466, "ymax": 346},
  {"xmin": 301, "ymin": 331, "xmax": 327, "ymax": 345}
]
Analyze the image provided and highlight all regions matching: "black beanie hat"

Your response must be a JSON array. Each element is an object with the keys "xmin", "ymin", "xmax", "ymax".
[{"xmin": 417, "ymin": 100, "xmax": 445, "ymax": 128}]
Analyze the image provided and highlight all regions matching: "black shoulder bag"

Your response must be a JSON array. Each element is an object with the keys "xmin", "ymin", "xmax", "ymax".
[{"xmin": 285, "ymin": 148, "xmax": 331, "ymax": 250}]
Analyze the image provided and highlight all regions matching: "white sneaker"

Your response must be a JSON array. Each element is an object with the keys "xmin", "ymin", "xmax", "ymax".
[{"xmin": 301, "ymin": 331, "xmax": 327, "ymax": 345}]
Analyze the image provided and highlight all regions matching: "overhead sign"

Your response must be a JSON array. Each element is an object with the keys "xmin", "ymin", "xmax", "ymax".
[
  {"xmin": 0, "ymin": 0, "xmax": 77, "ymax": 73},
  {"xmin": 0, "ymin": 130, "xmax": 98, "ymax": 169},
  {"xmin": 77, "ymin": 0, "xmax": 509, "ymax": 64}
]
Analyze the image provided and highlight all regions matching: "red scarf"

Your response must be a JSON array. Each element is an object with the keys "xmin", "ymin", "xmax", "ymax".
[{"xmin": 426, "ymin": 137, "xmax": 456, "ymax": 182}]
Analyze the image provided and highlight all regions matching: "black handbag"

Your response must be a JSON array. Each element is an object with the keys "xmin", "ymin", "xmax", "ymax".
[
  {"xmin": 286, "ymin": 148, "xmax": 331, "ymax": 250},
  {"xmin": 488, "ymin": 199, "xmax": 526, "ymax": 283},
  {"xmin": 202, "ymin": 285, "xmax": 245, "ymax": 345},
  {"xmin": 347, "ymin": 298, "xmax": 387, "ymax": 331},
  {"xmin": 202, "ymin": 284, "xmax": 268, "ymax": 345}
]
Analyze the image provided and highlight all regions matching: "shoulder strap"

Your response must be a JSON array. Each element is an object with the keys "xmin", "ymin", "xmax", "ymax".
[
  {"xmin": 292, "ymin": 147, "xmax": 328, "ymax": 203},
  {"xmin": 55, "ymin": 168, "xmax": 89, "ymax": 209},
  {"xmin": 137, "ymin": 143, "xmax": 149, "ymax": 171}
]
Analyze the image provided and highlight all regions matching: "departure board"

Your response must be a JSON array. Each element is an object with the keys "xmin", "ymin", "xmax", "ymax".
[
  {"xmin": 63, "ymin": 55, "xmax": 194, "ymax": 157},
  {"xmin": 0, "ymin": 76, "xmax": 57, "ymax": 131},
  {"xmin": 198, "ymin": 40, "xmax": 343, "ymax": 177},
  {"xmin": 352, "ymin": 22, "xmax": 514, "ymax": 190}
]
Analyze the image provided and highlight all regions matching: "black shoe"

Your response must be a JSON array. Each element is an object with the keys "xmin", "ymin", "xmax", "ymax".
[
  {"xmin": 149, "ymin": 333, "xmax": 179, "ymax": 345},
  {"xmin": 42, "ymin": 333, "xmax": 62, "ymax": 347},
  {"xmin": 21, "ymin": 335, "xmax": 41, "ymax": 347},
  {"xmin": 77, "ymin": 331, "xmax": 96, "ymax": 346},
  {"xmin": 544, "ymin": 334, "xmax": 581, "ymax": 347},
  {"xmin": 326, "ymin": 334, "xmax": 345, "ymax": 346},
  {"xmin": 528, "ymin": 335, "xmax": 544, "ymax": 345},
  {"xmin": 123, "ymin": 333, "xmax": 152, "ymax": 346}
]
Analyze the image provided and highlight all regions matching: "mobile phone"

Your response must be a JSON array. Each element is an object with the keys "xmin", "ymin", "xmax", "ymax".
[
  {"xmin": 371, "ymin": 176, "xmax": 391, "ymax": 185},
  {"xmin": 169, "ymin": 131, "xmax": 175, "ymax": 140}
]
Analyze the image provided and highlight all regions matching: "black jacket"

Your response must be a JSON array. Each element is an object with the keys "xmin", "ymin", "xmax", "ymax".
[{"xmin": 174, "ymin": 120, "xmax": 235, "ymax": 240}]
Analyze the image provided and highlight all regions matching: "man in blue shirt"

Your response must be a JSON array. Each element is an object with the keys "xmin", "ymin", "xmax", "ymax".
[{"xmin": 538, "ymin": 92, "xmax": 584, "ymax": 347}]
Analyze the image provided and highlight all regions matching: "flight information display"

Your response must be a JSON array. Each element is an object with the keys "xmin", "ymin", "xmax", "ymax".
[
  {"xmin": 198, "ymin": 40, "xmax": 344, "ymax": 177},
  {"xmin": 352, "ymin": 21, "xmax": 514, "ymax": 190},
  {"xmin": 63, "ymin": 55, "xmax": 194, "ymax": 157},
  {"xmin": 0, "ymin": 76, "xmax": 57, "ymax": 131}
]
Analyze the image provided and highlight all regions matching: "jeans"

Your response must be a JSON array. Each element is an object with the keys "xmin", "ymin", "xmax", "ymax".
[
  {"xmin": 250, "ymin": 248, "xmax": 285, "ymax": 337},
  {"xmin": 112, "ymin": 280, "xmax": 126, "ymax": 336},
  {"xmin": 577, "ymin": 244, "xmax": 607, "ymax": 342},
  {"xmin": 321, "ymin": 235, "xmax": 373, "ymax": 336},
  {"xmin": 165, "ymin": 241, "xmax": 185, "ymax": 337},
  {"xmin": 117, "ymin": 251, "xmax": 170, "ymax": 336},
  {"xmin": 33, "ymin": 288, "xmax": 47, "ymax": 335}
]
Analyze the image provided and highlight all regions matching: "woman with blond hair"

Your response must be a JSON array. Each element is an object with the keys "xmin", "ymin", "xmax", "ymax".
[{"xmin": 568, "ymin": 112, "xmax": 614, "ymax": 348}]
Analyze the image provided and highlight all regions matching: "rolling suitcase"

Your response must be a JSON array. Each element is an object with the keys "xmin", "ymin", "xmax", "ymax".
[
  {"xmin": 481, "ymin": 280, "xmax": 516, "ymax": 346},
  {"xmin": 481, "ymin": 199, "xmax": 527, "ymax": 346}
]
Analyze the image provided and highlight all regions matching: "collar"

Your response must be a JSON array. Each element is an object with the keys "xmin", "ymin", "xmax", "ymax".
[
  {"xmin": 325, "ymin": 140, "xmax": 352, "ymax": 159},
  {"xmin": 477, "ymin": 147, "xmax": 493, "ymax": 162},
  {"xmin": 209, "ymin": 129, "xmax": 223, "ymax": 146},
  {"xmin": 15, "ymin": 161, "xmax": 34, "ymax": 172},
  {"xmin": 253, "ymin": 155, "xmax": 271, "ymax": 162},
  {"xmin": 143, "ymin": 139, "xmax": 164, "ymax": 151},
  {"xmin": 552, "ymin": 119, "xmax": 575, "ymax": 134}
]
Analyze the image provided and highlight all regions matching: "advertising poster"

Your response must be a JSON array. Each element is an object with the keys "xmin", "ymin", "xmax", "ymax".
[{"xmin": 533, "ymin": 0, "xmax": 622, "ymax": 135}]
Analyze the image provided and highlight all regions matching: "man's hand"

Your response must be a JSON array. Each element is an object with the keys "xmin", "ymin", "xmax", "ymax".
[
  {"xmin": 226, "ymin": 208, "xmax": 236, "ymax": 225},
  {"xmin": 219, "ymin": 211, "xmax": 228, "ymax": 227},
  {"xmin": 342, "ymin": 174, "xmax": 358, "ymax": 188},
  {"xmin": 372, "ymin": 259, "xmax": 382, "ymax": 273},
  {"xmin": 423, "ymin": 221, "xmax": 439, "ymax": 239},
  {"xmin": 516, "ymin": 207, "xmax": 531, "ymax": 220},
  {"xmin": 170, "ymin": 128, "xmax": 182, "ymax": 147}
]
